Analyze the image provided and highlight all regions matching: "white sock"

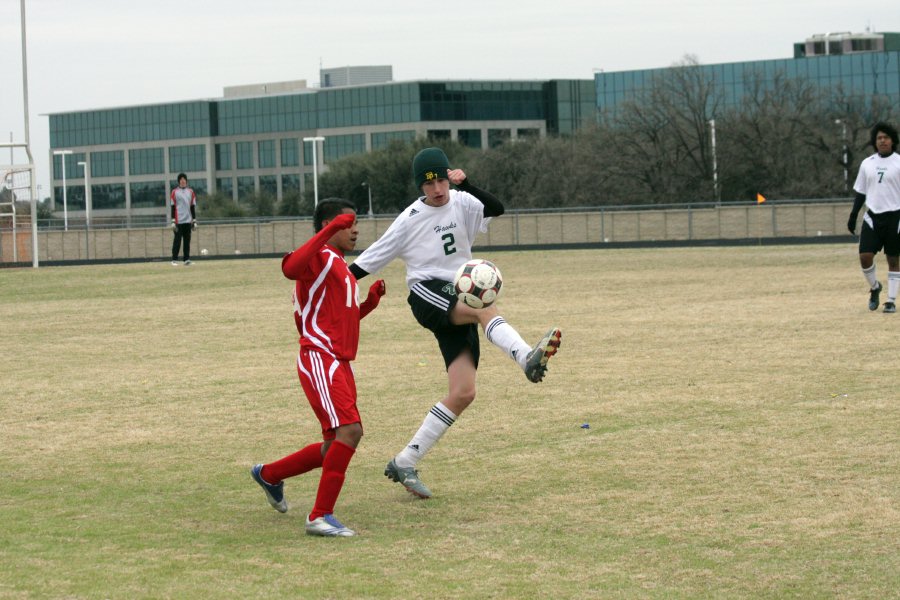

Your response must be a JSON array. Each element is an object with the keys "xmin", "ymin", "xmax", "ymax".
[
  {"xmin": 394, "ymin": 403, "xmax": 457, "ymax": 468},
  {"xmin": 485, "ymin": 316, "xmax": 531, "ymax": 369},
  {"xmin": 863, "ymin": 264, "xmax": 878, "ymax": 289},
  {"xmin": 888, "ymin": 271, "xmax": 900, "ymax": 302}
]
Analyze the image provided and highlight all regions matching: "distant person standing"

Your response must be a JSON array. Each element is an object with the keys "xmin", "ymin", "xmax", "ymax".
[
  {"xmin": 170, "ymin": 173, "xmax": 197, "ymax": 265},
  {"xmin": 847, "ymin": 122, "xmax": 900, "ymax": 313}
]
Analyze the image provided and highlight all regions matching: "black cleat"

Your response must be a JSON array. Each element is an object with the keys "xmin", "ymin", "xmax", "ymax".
[{"xmin": 869, "ymin": 282, "xmax": 882, "ymax": 311}]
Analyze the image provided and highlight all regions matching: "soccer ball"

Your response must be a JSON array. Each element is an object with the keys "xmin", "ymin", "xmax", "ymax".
[{"xmin": 454, "ymin": 259, "xmax": 503, "ymax": 309}]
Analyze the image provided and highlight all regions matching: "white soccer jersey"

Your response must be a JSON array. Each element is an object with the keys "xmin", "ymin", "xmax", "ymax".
[
  {"xmin": 853, "ymin": 152, "xmax": 900, "ymax": 214},
  {"xmin": 169, "ymin": 186, "xmax": 196, "ymax": 224},
  {"xmin": 353, "ymin": 190, "xmax": 491, "ymax": 289}
]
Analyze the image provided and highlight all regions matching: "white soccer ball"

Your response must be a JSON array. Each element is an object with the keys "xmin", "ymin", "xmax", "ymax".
[
  {"xmin": 454, "ymin": 259, "xmax": 503, "ymax": 309},
  {"xmin": 200, "ymin": 248, "xmax": 209, "ymax": 256}
]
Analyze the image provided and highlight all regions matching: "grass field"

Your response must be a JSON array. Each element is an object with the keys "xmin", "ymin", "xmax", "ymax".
[{"xmin": 1, "ymin": 245, "xmax": 898, "ymax": 599}]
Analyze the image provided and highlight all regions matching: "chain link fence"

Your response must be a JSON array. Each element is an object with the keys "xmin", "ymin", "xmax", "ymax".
[{"xmin": 1, "ymin": 198, "xmax": 853, "ymax": 266}]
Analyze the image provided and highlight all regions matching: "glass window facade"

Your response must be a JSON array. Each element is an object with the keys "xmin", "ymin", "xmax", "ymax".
[
  {"xmin": 50, "ymin": 101, "xmax": 212, "ymax": 147},
  {"xmin": 169, "ymin": 144, "xmax": 206, "ymax": 173},
  {"xmin": 92, "ymin": 184, "xmax": 126, "ymax": 209},
  {"xmin": 129, "ymin": 148, "xmax": 164, "ymax": 175},
  {"xmin": 90, "ymin": 150, "xmax": 125, "ymax": 177},
  {"xmin": 419, "ymin": 81, "xmax": 546, "ymax": 122},
  {"xmin": 216, "ymin": 177, "xmax": 234, "ymax": 198},
  {"xmin": 281, "ymin": 174, "xmax": 300, "ymax": 194},
  {"xmin": 236, "ymin": 142, "xmax": 254, "ymax": 169},
  {"xmin": 324, "ymin": 134, "xmax": 365, "ymax": 162},
  {"xmin": 258, "ymin": 140, "xmax": 275, "ymax": 168},
  {"xmin": 67, "ymin": 187, "xmax": 86, "ymax": 210},
  {"xmin": 595, "ymin": 52, "xmax": 900, "ymax": 116},
  {"xmin": 53, "ymin": 152, "xmax": 86, "ymax": 180},
  {"xmin": 371, "ymin": 130, "xmax": 416, "ymax": 150},
  {"xmin": 131, "ymin": 181, "xmax": 166, "ymax": 208},
  {"xmin": 259, "ymin": 175, "xmax": 277, "ymax": 196},
  {"xmin": 215, "ymin": 143, "xmax": 232, "ymax": 170},
  {"xmin": 457, "ymin": 129, "xmax": 482, "ymax": 148},
  {"xmin": 237, "ymin": 176, "xmax": 255, "ymax": 200},
  {"xmin": 280, "ymin": 138, "xmax": 299, "ymax": 166}
]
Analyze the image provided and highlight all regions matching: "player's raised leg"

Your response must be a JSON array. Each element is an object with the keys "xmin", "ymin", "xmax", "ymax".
[{"xmin": 454, "ymin": 302, "xmax": 562, "ymax": 383}]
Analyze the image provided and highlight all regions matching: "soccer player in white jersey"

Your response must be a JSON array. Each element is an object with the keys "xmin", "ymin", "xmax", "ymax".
[
  {"xmin": 847, "ymin": 122, "xmax": 900, "ymax": 313},
  {"xmin": 251, "ymin": 199, "xmax": 386, "ymax": 536},
  {"xmin": 348, "ymin": 147, "xmax": 561, "ymax": 499},
  {"xmin": 169, "ymin": 173, "xmax": 197, "ymax": 265}
]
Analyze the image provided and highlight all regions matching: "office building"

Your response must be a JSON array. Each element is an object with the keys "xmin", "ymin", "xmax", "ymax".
[
  {"xmin": 596, "ymin": 31, "xmax": 900, "ymax": 116},
  {"xmin": 47, "ymin": 74, "xmax": 595, "ymax": 218}
]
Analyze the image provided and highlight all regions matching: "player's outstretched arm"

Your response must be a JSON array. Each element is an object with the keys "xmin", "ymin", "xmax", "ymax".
[
  {"xmin": 359, "ymin": 279, "xmax": 386, "ymax": 319},
  {"xmin": 282, "ymin": 213, "xmax": 355, "ymax": 279}
]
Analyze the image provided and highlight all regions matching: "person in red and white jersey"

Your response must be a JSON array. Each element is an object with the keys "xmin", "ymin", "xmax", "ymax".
[
  {"xmin": 250, "ymin": 198, "xmax": 385, "ymax": 537},
  {"xmin": 847, "ymin": 122, "xmax": 900, "ymax": 313},
  {"xmin": 169, "ymin": 173, "xmax": 197, "ymax": 265}
]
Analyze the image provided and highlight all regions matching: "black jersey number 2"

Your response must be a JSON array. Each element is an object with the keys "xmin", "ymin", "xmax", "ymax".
[{"xmin": 442, "ymin": 233, "xmax": 457, "ymax": 255}]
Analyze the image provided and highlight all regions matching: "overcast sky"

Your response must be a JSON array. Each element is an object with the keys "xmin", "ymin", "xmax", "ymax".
[{"xmin": 2, "ymin": 0, "xmax": 898, "ymax": 196}]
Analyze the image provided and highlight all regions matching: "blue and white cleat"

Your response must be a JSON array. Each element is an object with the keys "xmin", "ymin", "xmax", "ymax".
[
  {"xmin": 305, "ymin": 514, "xmax": 356, "ymax": 537},
  {"xmin": 250, "ymin": 464, "xmax": 288, "ymax": 513}
]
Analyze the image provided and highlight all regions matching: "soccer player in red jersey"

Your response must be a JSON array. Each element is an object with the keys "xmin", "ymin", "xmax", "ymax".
[{"xmin": 251, "ymin": 199, "xmax": 385, "ymax": 537}]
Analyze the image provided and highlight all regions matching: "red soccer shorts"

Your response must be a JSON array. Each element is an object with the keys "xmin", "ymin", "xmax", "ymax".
[{"xmin": 296, "ymin": 347, "xmax": 360, "ymax": 440}]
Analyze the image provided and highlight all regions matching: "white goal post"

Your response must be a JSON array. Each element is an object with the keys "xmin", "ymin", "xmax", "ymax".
[{"xmin": 0, "ymin": 159, "xmax": 38, "ymax": 266}]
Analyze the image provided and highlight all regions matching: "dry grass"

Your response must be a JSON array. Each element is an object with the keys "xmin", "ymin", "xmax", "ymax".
[{"xmin": 1, "ymin": 245, "xmax": 898, "ymax": 599}]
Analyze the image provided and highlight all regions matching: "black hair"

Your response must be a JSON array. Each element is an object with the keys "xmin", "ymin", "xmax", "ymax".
[
  {"xmin": 313, "ymin": 198, "xmax": 357, "ymax": 232},
  {"xmin": 870, "ymin": 122, "xmax": 899, "ymax": 152},
  {"xmin": 177, "ymin": 173, "xmax": 188, "ymax": 183}
]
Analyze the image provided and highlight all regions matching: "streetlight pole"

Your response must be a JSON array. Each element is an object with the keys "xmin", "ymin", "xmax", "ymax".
[
  {"xmin": 362, "ymin": 181, "xmax": 373, "ymax": 217},
  {"xmin": 709, "ymin": 119, "xmax": 720, "ymax": 205},
  {"xmin": 77, "ymin": 160, "xmax": 91, "ymax": 228},
  {"xmin": 53, "ymin": 149, "xmax": 72, "ymax": 230},
  {"xmin": 835, "ymin": 119, "xmax": 848, "ymax": 191},
  {"xmin": 303, "ymin": 136, "xmax": 325, "ymax": 207}
]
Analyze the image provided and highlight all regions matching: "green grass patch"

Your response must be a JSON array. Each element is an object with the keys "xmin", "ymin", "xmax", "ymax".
[{"xmin": 1, "ymin": 245, "xmax": 898, "ymax": 598}]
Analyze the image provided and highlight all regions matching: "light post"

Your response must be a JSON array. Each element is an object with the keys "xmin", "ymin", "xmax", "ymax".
[
  {"xmin": 361, "ymin": 181, "xmax": 373, "ymax": 217},
  {"xmin": 708, "ymin": 119, "xmax": 720, "ymax": 205},
  {"xmin": 835, "ymin": 119, "xmax": 848, "ymax": 191},
  {"xmin": 53, "ymin": 149, "xmax": 72, "ymax": 230},
  {"xmin": 77, "ymin": 160, "xmax": 91, "ymax": 228},
  {"xmin": 303, "ymin": 136, "xmax": 325, "ymax": 207}
]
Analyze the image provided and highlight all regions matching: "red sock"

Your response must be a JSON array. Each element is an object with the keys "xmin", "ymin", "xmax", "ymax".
[
  {"xmin": 308, "ymin": 440, "xmax": 355, "ymax": 521},
  {"xmin": 261, "ymin": 442, "xmax": 324, "ymax": 483}
]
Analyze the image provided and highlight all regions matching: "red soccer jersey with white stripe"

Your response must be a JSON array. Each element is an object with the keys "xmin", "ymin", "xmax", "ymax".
[{"xmin": 287, "ymin": 245, "xmax": 361, "ymax": 361}]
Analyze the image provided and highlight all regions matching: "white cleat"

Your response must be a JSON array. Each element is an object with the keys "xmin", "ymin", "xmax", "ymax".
[{"xmin": 305, "ymin": 514, "xmax": 356, "ymax": 537}]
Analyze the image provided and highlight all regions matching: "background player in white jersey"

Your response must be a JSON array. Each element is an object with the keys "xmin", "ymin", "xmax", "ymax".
[
  {"xmin": 348, "ymin": 147, "xmax": 561, "ymax": 499},
  {"xmin": 251, "ymin": 199, "xmax": 386, "ymax": 537},
  {"xmin": 169, "ymin": 173, "xmax": 197, "ymax": 265},
  {"xmin": 847, "ymin": 122, "xmax": 900, "ymax": 313}
]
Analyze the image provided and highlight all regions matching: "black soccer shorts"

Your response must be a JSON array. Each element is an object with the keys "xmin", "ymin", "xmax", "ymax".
[
  {"xmin": 407, "ymin": 279, "xmax": 480, "ymax": 370},
  {"xmin": 859, "ymin": 209, "xmax": 900, "ymax": 256}
]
